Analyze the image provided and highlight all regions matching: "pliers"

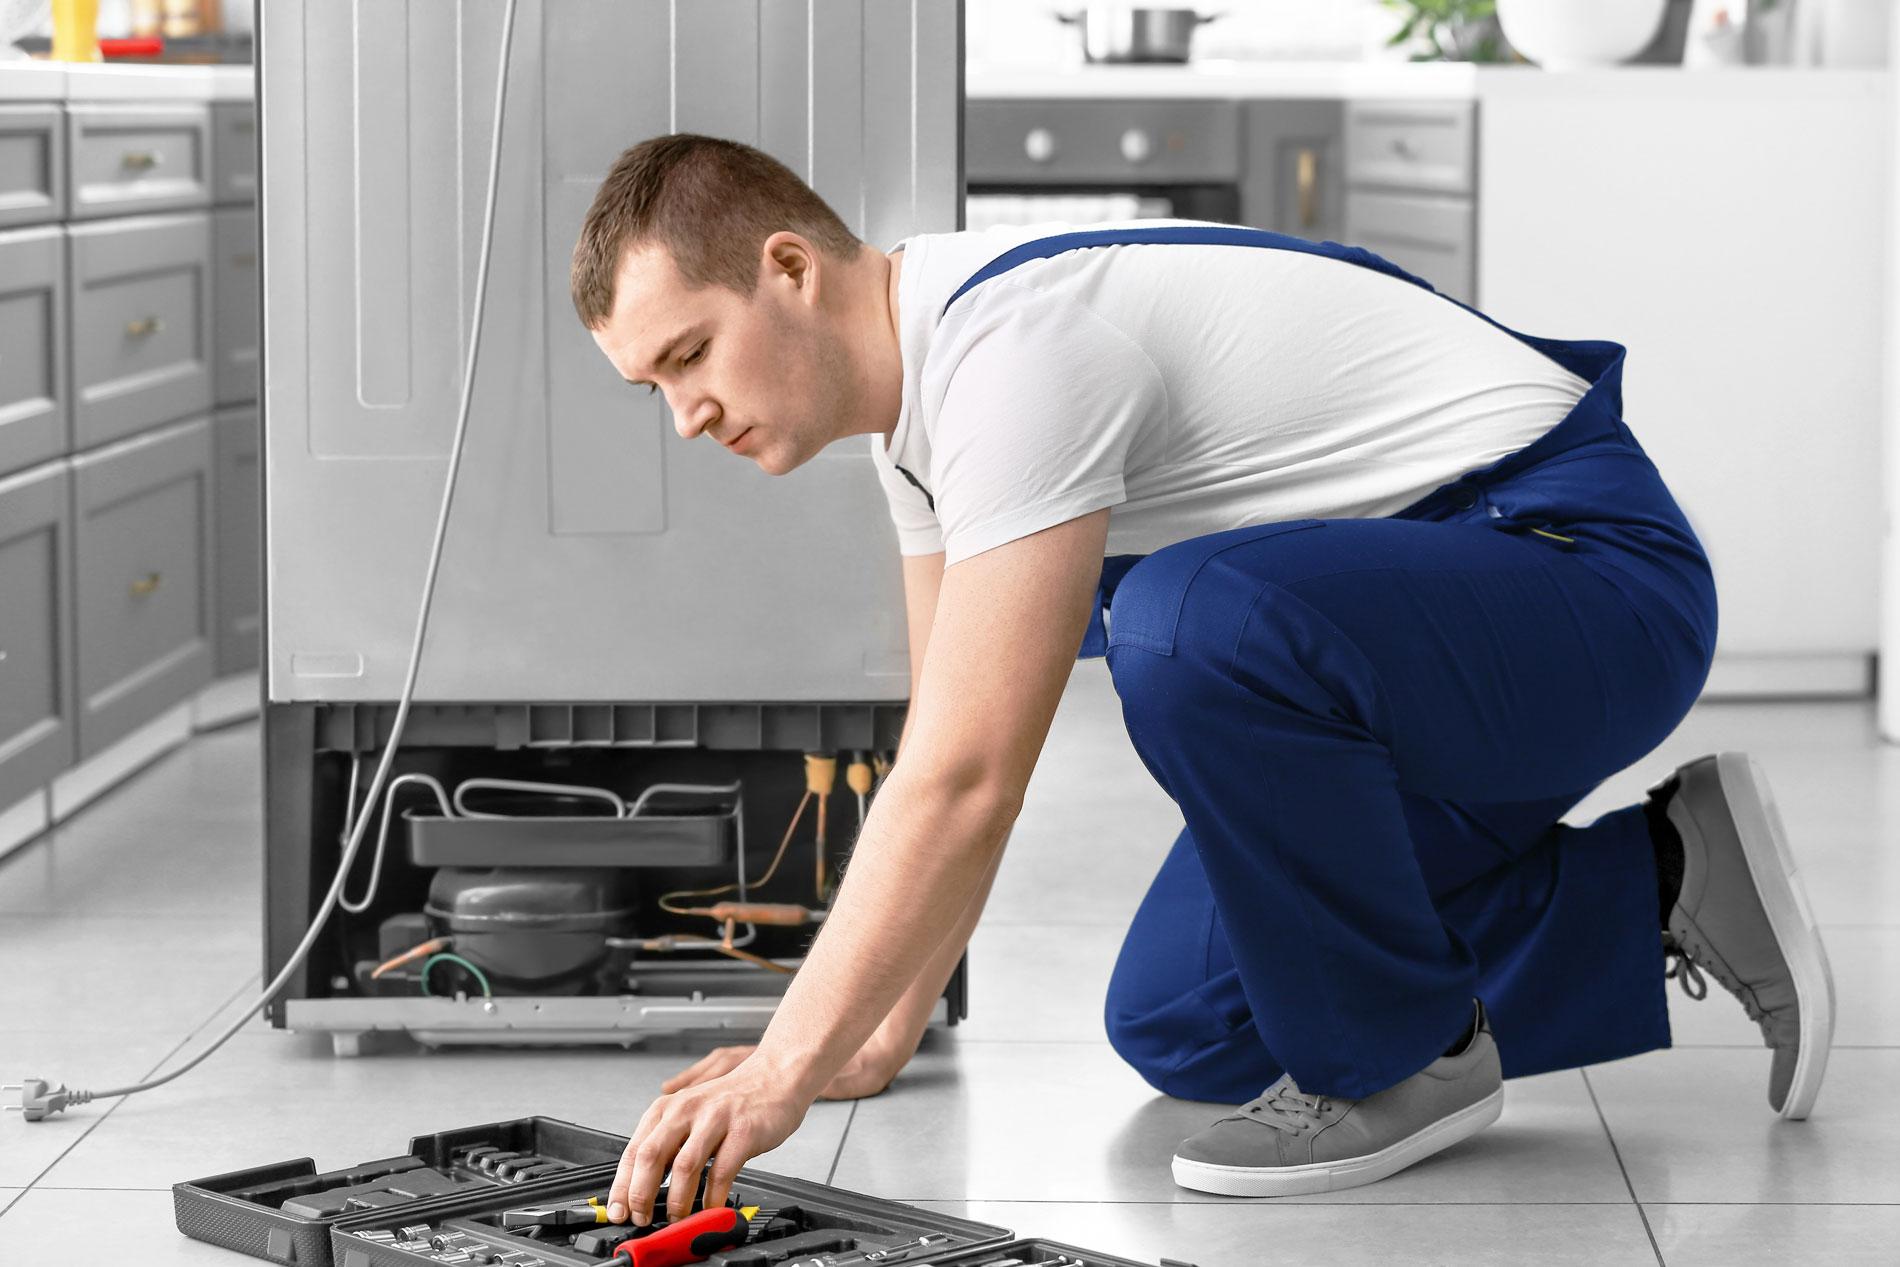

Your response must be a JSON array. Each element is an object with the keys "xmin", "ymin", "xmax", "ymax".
[{"xmin": 500, "ymin": 1196, "xmax": 612, "ymax": 1229}]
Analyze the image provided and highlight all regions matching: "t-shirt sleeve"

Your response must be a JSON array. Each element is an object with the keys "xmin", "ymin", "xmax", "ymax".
[
  {"xmin": 869, "ymin": 433, "xmax": 946, "ymax": 555},
  {"xmin": 926, "ymin": 284, "xmax": 1168, "ymax": 566}
]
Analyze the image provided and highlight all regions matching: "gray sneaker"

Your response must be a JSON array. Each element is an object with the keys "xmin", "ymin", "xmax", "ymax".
[
  {"xmin": 1171, "ymin": 999, "xmax": 1504, "ymax": 1197},
  {"xmin": 1652, "ymin": 752, "xmax": 1835, "ymax": 1120}
]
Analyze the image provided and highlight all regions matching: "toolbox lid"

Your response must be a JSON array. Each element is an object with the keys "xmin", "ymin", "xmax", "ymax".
[{"xmin": 174, "ymin": 1116, "xmax": 628, "ymax": 1267}]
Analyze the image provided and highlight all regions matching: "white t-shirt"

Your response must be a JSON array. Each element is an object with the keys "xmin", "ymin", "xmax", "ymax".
[{"xmin": 868, "ymin": 219, "xmax": 1592, "ymax": 567}]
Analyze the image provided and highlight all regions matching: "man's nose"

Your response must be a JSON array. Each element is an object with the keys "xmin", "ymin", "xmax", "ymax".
[{"xmin": 673, "ymin": 397, "xmax": 718, "ymax": 441}]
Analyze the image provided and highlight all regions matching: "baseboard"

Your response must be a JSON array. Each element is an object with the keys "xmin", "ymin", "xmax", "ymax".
[
  {"xmin": 0, "ymin": 789, "xmax": 50, "ymax": 865},
  {"xmin": 193, "ymin": 672, "xmax": 262, "ymax": 732},
  {"xmin": 49, "ymin": 702, "xmax": 195, "ymax": 824},
  {"xmin": 1701, "ymin": 653, "xmax": 1873, "ymax": 699}
]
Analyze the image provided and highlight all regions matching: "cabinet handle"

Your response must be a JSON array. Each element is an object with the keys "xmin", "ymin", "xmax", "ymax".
[
  {"xmin": 126, "ymin": 316, "xmax": 163, "ymax": 338},
  {"xmin": 121, "ymin": 150, "xmax": 162, "ymax": 171},
  {"xmin": 1296, "ymin": 147, "xmax": 1318, "ymax": 230},
  {"xmin": 130, "ymin": 571, "xmax": 162, "ymax": 597},
  {"xmin": 1391, "ymin": 137, "xmax": 1416, "ymax": 159}
]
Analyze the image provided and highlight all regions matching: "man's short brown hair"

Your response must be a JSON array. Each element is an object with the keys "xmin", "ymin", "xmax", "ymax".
[{"xmin": 570, "ymin": 133, "xmax": 863, "ymax": 329}]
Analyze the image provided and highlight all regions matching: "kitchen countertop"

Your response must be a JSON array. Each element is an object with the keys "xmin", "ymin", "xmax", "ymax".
[
  {"xmin": 966, "ymin": 61, "xmax": 1889, "ymax": 101},
  {"xmin": 0, "ymin": 60, "xmax": 253, "ymax": 102}
]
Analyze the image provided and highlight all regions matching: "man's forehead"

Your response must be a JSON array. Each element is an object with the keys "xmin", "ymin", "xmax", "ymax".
[{"xmin": 601, "ymin": 247, "xmax": 703, "ymax": 362}]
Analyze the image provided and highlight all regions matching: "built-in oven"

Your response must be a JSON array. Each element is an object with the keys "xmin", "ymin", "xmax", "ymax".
[
  {"xmin": 964, "ymin": 97, "xmax": 1346, "ymax": 243},
  {"xmin": 965, "ymin": 98, "xmax": 1244, "ymax": 230}
]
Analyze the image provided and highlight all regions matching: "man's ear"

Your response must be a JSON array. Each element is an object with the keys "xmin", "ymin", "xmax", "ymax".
[{"xmin": 761, "ymin": 231, "xmax": 819, "ymax": 301}]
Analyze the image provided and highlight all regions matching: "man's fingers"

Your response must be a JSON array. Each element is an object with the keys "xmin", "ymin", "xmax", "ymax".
[
  {"xmin": 702, "ymin": 1136, "xmax": 748, "ymax": 1212},
  {"xmin": 662, "ymin": 1046, "xmax": 751, "ymax": 1093},
  {"xmin": 665, "ymin": 1123, "xmax": 725, "ymax": 1222},
  {"xmin": 611, "ymin": 1104, "xmax": 687, "ymax": 1226}
]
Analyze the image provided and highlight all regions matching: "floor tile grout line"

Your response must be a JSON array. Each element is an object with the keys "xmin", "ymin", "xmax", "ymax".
[
  {"xmin": 895, "ymin": 1198, "xmax": 1678, "ymax": 1207},
  {"xmin": 1579, "ymin": 1067, "xmax": 1665, "ymax": 1267},
  {"xmin": 825, "ymin": 1101, "xmax": 858, "ymax": 1186},
  {"xmin": 12, "ymin": 970, "xmax": 264, "ymax": 1200}
]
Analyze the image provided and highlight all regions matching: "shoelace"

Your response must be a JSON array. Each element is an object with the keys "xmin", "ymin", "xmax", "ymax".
[
  {"xmin": 1235, "ymin": 1080, "xmax": 1334, "ymax": 1136},
  {"xmin": 1665, "ymin": 931, "xmax": 1766, "ymax": 1024}
]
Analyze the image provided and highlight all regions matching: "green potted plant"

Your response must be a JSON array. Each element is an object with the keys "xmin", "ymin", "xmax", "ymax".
[{"xmin": 1379, "ymin": 0, "xmax": 1508, "ymax": 62}]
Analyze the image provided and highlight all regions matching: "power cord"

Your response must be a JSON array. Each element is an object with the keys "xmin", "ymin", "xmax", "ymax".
[{"xmin": 5, "ymin": 0, "xmax": 521, "ymax": 1123}]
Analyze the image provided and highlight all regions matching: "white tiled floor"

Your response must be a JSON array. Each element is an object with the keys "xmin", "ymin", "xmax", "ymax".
[{"xmin": 2, "ymin": 665, "xmax": 1895, "ymax": 1265}]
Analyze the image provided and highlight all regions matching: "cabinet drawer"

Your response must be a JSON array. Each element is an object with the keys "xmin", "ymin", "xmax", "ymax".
[
  {"xmin": 1345, "ymin": 189, "xmax": 1475, "ymax": 306},
  {"xmin": 0, "ymin": 227, "xmax": 68, "ymax": 479},
  {"xmin": 71, "ymin": 417, "xmax": 214, "ymax": 759},
  {"xmin": 1345, "ymin": 100, "xmax": 1474, "ymax": 196},
  {"xmin": 67, "ymin": 102, "xmax": 211, "ymax": 220},
  {"xmin": 212, "ymin": 406, "xmax": 259, "ymax": 675},
  {"xmin": 967, "ymin": 99, "xmax": 1241, "ymax": 184},
  {"xmin": 210, "ymin": 101, "xmax": 256, "ymax": 205},
  {"xmin": 0, "ymin": 459, "xmax": 76, "ymax": 808},
  {"xmin": 68, "ymin": 212, "xmax": 214, "ymax": 450},
  {"xmin": 212, "ymin": 207, "xmax": 258, "ymax": 406},
  {"xmin": 0, "ymin": 105, "xmax": 65, "ymax": 228}
]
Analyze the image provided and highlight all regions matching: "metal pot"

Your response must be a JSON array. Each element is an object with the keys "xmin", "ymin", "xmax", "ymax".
[{"xmin": 1055, "ymin": 6, "xmax": 1222, "ymax": 65}]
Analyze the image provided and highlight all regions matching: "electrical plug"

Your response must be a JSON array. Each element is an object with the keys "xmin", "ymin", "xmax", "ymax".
[{"xmin": 3, "ymin": 1079, "xmax": 91, "ymax": 1122}]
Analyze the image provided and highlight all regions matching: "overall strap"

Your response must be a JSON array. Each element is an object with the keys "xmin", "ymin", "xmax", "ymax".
[{"xmin": 941, "ymin": 225, "xmax": 1436, "ymax": 318}]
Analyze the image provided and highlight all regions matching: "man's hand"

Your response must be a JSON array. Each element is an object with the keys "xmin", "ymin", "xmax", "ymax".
[
  {"xmin": 607, "ymin": 1055, "xmax": 811, "ymax": 1226},
  {"xmin": 663, "ymin": 1033, "xmax": 914, "ymax": 1102}
]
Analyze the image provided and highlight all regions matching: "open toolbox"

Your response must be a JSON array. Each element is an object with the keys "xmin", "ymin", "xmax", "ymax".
[{"xmin": 174, "ymin": 1117, "xmax": 1196, "ymax": 1267}]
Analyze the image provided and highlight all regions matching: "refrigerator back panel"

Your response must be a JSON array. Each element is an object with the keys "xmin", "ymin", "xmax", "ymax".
[{"xmin": 260, "ymin": 0, "xmax": 962, "ymax": 703}]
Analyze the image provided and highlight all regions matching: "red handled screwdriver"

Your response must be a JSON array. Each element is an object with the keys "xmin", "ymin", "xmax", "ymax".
[{"xmin": 612, "ymin": 1205, "xmax": 760, "ymax": 1267}]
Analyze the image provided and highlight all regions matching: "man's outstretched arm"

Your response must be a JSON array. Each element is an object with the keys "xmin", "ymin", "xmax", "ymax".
[{"xmin": 607, "ymin": 507, "xmax": 1111, "ymax": 1223}]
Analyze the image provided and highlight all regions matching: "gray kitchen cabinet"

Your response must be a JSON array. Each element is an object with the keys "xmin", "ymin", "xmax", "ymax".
[
  {"xmin": 68, "ymin": 211, "xmax": 214, "ymax": 450},
  {"xmin": 0, "ymin": 104, "xmax": 65, "ymax": 228},
  {"xmin": 1344, "ymin": 100, "xmax": 1475, "ymax": 196},
  {"xmin": 212, "ymin": 206, "xmax": 258, "ymax": 405},
  {"xmin": 1344, "ymin": 188, "xmax": 1476, "ymax": 305},
  {"xmin": 1343, "ymin": 99, "xmax": 1475, "ymax": 305},
  {"xmin": 212, "ymin": 405, "xmax": 258, "ymax": 675},
  {"xmin": 1241, "ymin": 100, "xmax": 1344, "ymax": 243},
  {"xmin": 0, "ymin": 458, "xmax": 76, "ymax": 810},
  {"xmin": 210, "ymin": 101, "xmax": 256, "ymax": 205},
  {"xmin": 70, "ymin": 416, "xmax": 214, "ymax": 759},
  {"xmin": 66, "ymin": 102, "xmax": 212, "ymax": 220},
  {"xmin": 0, "ymin": 226, "xmax": 68, "ymax": 479}
]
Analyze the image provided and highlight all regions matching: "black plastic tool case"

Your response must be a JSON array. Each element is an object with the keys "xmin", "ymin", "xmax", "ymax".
[
  {"xmin": 176, "ymin": 1116, "xmax": 1192, "ymax": 1267},
  {"xmin": 924, "ymin": 1239, "xmax": 1167, "ymax": 1267},
  {"xmin": 174, "ymin": 1117, "xmax": 628, "ymax": 1266}
]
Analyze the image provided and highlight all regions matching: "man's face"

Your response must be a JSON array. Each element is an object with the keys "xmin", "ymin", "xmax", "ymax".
[{"xmin": 589, "ymin": 238, "xmax": 851, "ymax": 477}]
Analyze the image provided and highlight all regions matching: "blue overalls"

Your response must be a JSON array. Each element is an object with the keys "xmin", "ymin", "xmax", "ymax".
[{"xmin": 941, "ymin": 226, "xmax": 1719, "ymax": 1103}]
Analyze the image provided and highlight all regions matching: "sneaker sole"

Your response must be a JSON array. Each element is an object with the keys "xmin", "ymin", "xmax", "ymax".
[
  {"xmin": 1712, "ymin": 751, "xmax": 1836, "ymax": 1120},
  {"xmin": 1170, "ymin": 1086, "xmax": 1504, "ymax": 1197}
]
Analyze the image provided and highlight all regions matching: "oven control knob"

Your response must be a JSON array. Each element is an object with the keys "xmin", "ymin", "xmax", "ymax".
[
  {"xmin": 1023, "ymin": 127, "xmax": 1057, "ymax": 164},
  {"xmin": 1119, "ymin": 128, "xmax": 1153, "ymax": 164}
]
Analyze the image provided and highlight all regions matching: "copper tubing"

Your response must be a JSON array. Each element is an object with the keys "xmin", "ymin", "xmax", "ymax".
[
  {"xmin": 701, "ymin": 902, "xmax": 814, "ymax": 926},
  {"xmin": 370, "ymin": 936, "xmax": 452, "ymax": 979}
]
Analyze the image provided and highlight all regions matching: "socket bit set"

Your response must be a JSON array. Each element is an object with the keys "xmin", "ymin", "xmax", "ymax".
[{"xmin": 174, "ymin": 1116, "xmax": 1195, "ymax": 1267}]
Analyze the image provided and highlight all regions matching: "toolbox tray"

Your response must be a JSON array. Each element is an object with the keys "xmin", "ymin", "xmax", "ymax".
[
  {"xmin": 404, "ymin": 808, "xmax": 733, "ymax": 869},
  {"xmin": 174, "ymin": 1116, "xmax": 628, "ymax": 1267},
  {"xmin": 924, "ymin": 1238, "xmax": 1178, "ymax": 1267},
  {"xmin": 331, "ymin": 1169, "xmax": 1010, "ymax": 1267}
]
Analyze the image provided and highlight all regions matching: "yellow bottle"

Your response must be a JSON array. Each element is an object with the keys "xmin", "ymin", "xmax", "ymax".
[{"xmin": 51, "ymin": 0, "xmax": 103, "ymax": 62}]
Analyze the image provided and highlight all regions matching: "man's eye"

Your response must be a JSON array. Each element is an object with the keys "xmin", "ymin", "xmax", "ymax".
[{"xmin": 684, "ymin": 343, "xmax": 706, "ymax": 366}]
